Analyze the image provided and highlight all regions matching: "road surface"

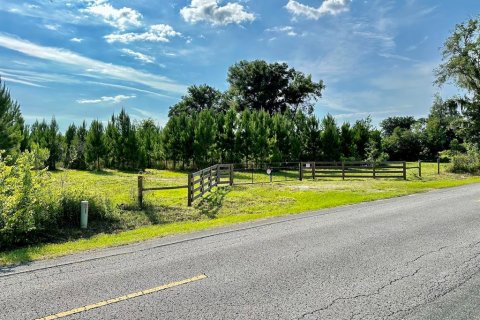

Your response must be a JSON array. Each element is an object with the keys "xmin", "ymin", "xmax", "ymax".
[{"xmin": 1, "ymin": 183, "xmax": 480, "ymax": 319}]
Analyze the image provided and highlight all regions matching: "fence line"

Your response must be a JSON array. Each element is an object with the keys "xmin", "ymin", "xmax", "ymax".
[{"xmin": 138, "ymin": 160, "xmax": 432, "ymax": 208}]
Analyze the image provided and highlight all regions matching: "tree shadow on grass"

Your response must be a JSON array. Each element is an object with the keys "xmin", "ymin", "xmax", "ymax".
[{"xmin": 195, "ymin": 187, "xmax": 231, "ymax": 219}]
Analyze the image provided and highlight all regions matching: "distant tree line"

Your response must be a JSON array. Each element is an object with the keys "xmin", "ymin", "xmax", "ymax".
[{"xmin": 2, "ymin": 21, "xmax": 480, "ymax": 172}]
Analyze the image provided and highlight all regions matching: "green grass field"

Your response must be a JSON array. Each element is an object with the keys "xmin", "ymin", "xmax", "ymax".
[{"xmin": 1, "ymin": 162, "xmax": 479, "ymax": 266}]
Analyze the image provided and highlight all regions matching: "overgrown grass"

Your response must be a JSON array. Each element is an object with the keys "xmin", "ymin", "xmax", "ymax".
[{"xmin": 1, "ymin": 162, "xmax": 479, "ymax": 266}]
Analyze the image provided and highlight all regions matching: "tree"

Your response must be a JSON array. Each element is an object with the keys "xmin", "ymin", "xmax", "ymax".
[
  {"xmin": 116, "ymin": 109, "xmax": 137, "ymax": 169},
  {"xmin": 250, "ymin": 110, "xmax": 272, "ymax": 163},
  {"xmin": 104, "ymin": 115, "xmax": 119, "ymax": 168},
  {"xmin": 227, "ymin": 60, "xmax": 325, "ymax": 115},
  {"xmin": 29, "ymin": 118, "xmax": 62, "ymax": 170},
  {"xmin": 169, "ymin": 85, "xmax": 223, "ymax": 116},
  {"xmin": 193, "ymin": 110, "xmax": 216, "ymax": 167},
  {"xmin": 137, "ymin": 119, "xmax": 161, "ymax": 169},
  {"xmin": 64, "ymin": 124, "xmax": 77, "ymax": 166},
  {"xmin": 236, "ymin": 109, "xmax": 254, "ymax": 164},
  {"xmin": 0, "ymin": 79, "xmax": 24, "ymax": 158},
  {"xmin": 69, "ymin": 121, "xmax": 87, "ymax": 169},
  {"xmin": 85, "ymin": 120, "xmax": 105, "ymax": 170},
  {"xmin": 380, "ymin": 116, "xmax": 416, "ymax": 136},
  {"xmin": 383, "ymin": 127, "xmax": 422, "ymax": 161},
  {"xmin": 321, "ymin": 115, "xmax": 340, "ymax": 161},
  {"xmin": 424, "ymin": 96, "xmax": 461, "ymax": 157},
  {"xmin": 435, "ymin": 17, "xmax": 480, "ymax": 144},
  {"xmin": 352, "ymin": 117, "xmax": 372, "ymax": 160},
  {"xmin": 340, "ymin": 122, "xmax": 355, "ymax": 159},
  {"xmin": 217, "ymin": 108, "xmax": 237, "ymax": 163},
  {"xmin": 304, "ymin": 115, "xmax": 321, "ymax": 160},
  {"xmin": 162, "ymin": 115, "xmax": 183, "ymax": 169},
  {"xmin": 47, "ymin": 117, "xmax": 62, "ymax": 170}
]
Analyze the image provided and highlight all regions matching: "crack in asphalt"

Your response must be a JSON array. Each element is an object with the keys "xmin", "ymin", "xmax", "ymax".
[
  {"xmin": 385, "ymin": 248, "xmax": 480, "ymax": 319},
  {"xmin": 296, "ymin": 267, "xmax": 423, "ymax": 319},
  {"xmin": 296, "ymin": 242, "xmax": 480, "ymax": 320}
]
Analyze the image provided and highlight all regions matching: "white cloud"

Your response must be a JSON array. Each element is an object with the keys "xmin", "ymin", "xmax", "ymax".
[
  {"xmin": 70, "ymin": 37, "xmax": 84, "ymax": 43},
  {"xmin": 44, "ymin": 24, "xmax": 61, "ymax": 31},
  {"xmin": 82, "ymin": 0, "xmax": 142, "ymax": 31},
  {"xmin": 77, "ymin": 94, "xmax": 136, "ymax": 104},
  {"xmin": 121, "ymin": 48, "xmax": 155, "ymax": 64},
  {"xmin": 378, "ymin": 53, "xmax": 416, "ymax": 62},
  {"xmin": 265, "ymin": 26, "xmax": 297, "ymax": 37},
  {"xmin": 105, "ymin": 24, "xmax": 181, "ymax": 43},
  {"xmin": 180, "ymin": 0, "xmax": 255, "ymax": 26},
  {"xmin": 285, "ymin": 0, "xmax": 351, "ymax": 20},
  {"xmin": 0, "ymin": 34, "xmax": 186, "ymax": 94}
]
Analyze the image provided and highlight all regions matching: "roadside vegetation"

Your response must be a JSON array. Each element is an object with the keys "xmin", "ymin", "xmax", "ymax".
[
  {"xmin": 1, "ymin": 160, "xmax": 479, "ymax": 266},
  {"xmin": 1, "ymin": 17, "xmax": 480, "ymax": 265}
]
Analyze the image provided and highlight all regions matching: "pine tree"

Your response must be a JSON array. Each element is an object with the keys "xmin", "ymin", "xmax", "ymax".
[
  {"xmin": 137, "ymin": 119, "xmax": 160, "ymax": 169},
  {"xmin": 0, "ymin": 79, "xmax": 24, "ymax": 158},
  {"xmin": 321, "ymin": 115, "xmax": 340, "ymax": 161},
  {"xmin": 85, "ymin": 120, "xmax": 105, "ymax": 170},
  {"xmin": 116, "ymin": 109, "xmax": 137, "ymax": 169},
  {"xmin": 47, "ymin": 117, "xmax": 63, "ymax": 170},
  {"xmin": 193, "ymin": 110, "xmax": 216, "ymax": 167},
  {"xmin": 104, "ymin": 115, "xmax": 119, "ymax": 168},
  {"xmin": 162, "ymin": 115, "xmax": 183, "ymax": 169},
  {"xmin": 236, "ymin": 109, "xmax": 253, "ymax": 164},
  {"xmin": 340, "ymin": 122, "xmax": 355, "ymax": 159},
  {"xmin": 70, "ymin": 121, "xmax": 87, "ymax": 169},
  {"xmin": 64, "ymin": 124, "xmax": 77, "ymax": 166}
]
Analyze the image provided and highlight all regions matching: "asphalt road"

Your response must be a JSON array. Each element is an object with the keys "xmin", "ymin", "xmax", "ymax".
[{"xmin": 1, "ymin": 183, "xmax": 480, "ymax": 320}]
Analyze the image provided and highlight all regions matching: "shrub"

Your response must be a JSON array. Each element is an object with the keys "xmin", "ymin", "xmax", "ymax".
[
  {"xmin": 0, "ymin": 150, "xmax": 55, "ymax": 248},
  {"xmin": 447, "ymin": 144, "xmax": 480, "ymax": 174},
  {"xmin": 0, "ymin": 150, "xmax": 116, "ymax": 250}
]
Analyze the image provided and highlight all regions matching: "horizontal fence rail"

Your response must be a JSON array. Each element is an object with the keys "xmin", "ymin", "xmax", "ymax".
[
  {"xmin": 299, "ymin": 161, "xmax": 408, "ymax": 180},
  {"xmin": 187, "ymin": 164, "xmax": 233, "ymax": 207}
]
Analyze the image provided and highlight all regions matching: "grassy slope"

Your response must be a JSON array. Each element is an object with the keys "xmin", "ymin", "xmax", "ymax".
[{"xmin": 1, "ymin": 162, "xmax": 479, "ymax": 266}]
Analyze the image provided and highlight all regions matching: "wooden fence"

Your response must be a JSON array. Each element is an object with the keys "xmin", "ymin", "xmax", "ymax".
[
  {"xmin": 138, "ymin": 160, "xmax": 427, "ymax": 208},
  {"xmin": 187, "ymin": 164, "xmax": 233, "ymax": 206},
  {"xmin": 299, "ymin": 161, "xmax": 409, "ymax": 180}
]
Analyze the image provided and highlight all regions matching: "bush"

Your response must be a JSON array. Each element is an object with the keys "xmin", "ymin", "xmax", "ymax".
[
  {"xmin": 0, "ymin": 150, "xmax": 116, "ymax": 250},
  {"xmin": 447, "ymin": 144, "xmax": 480, "ymax": 174},
  {"xmin": 0, "ymin": 150, "xmax": 53, "ymax": 248}
]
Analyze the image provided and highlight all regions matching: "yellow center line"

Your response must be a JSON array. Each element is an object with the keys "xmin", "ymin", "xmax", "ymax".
[{"xmin": 35, "ymin": 274, "xmax": 207, "ymax": 320}]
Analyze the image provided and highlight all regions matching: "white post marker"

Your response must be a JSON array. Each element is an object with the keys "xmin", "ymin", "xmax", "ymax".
[
  {"xmin": 80, "ymin": 201, "xmax": 89, "ymax": 229},
  {"xmin": 267, "ymin": 168, "xmax": 272, "ymax": 183}
]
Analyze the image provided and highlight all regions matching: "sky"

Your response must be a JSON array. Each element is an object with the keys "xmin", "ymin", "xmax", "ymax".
[{"xmin": 0, "ymin": 0, "xmax": 478, "ymax": 131}]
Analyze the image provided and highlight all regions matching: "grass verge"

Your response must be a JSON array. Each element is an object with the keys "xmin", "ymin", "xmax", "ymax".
[{"xmin": 1, "ymin": 162, "xmax": 479, "ymax": 266}]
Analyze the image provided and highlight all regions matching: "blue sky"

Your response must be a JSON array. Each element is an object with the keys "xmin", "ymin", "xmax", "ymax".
[{"xmin": 0, "ymin": 0, "xmax": 478, "ymax": 130}]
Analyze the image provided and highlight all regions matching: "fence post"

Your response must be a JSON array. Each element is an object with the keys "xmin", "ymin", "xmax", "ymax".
[
  {"xmin": 229, "ymin": 164, "xmax": 234, "ymax": 186},
  {"xmin": 187, "ymin": 173, "xmax": 192, "ymax": 207},
  {"xmin": 299, "ymin": 162, "xmax": 303, "ymax": 181},
  {"xmin": 138, "ymin": 176, "xmax": 143, "ymax": 208},
  {"xmin": 342, "ymin": 161, "xmax": 345, "ymax": 180},
  {"xmin": 437, "ymin": 157, "xmax": 440, "ymax": 174},
  {"xmin": 312, "ymin": 162, "xmax": 316, "ymax": 180},
  {"xmin": 373, "ymin": 162, "xmax": 376, "ymax": 179},
  {"xmin": 418, "ymin": 160, "xmax": 422, "ymax": 177},
  {"xmin": 403, "ymin": 161, "xmax": 407, "ymax": 180}
]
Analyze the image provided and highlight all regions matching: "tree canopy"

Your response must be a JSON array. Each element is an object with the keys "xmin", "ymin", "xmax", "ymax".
[{"xmin": 227, "ymin": 60, "xmax": 325, "ymax": 115}]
